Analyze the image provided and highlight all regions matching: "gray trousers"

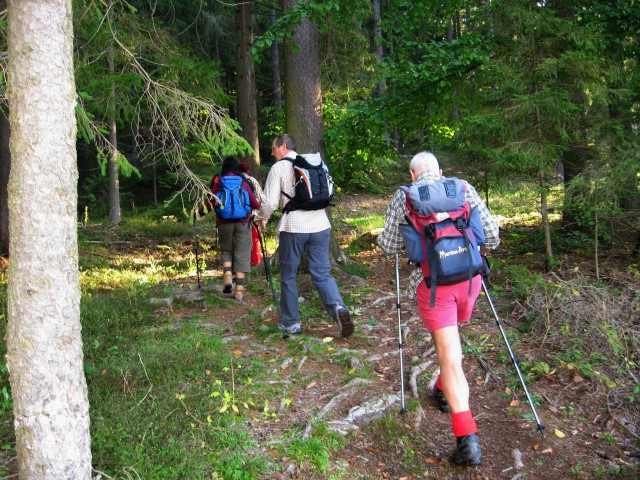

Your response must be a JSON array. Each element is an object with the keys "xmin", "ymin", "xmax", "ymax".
[
  {"xmin": 218, "ymin": 221, "xmax": 252, "ymax": 274},
  {"xmin": 279, "ymin": 229, "xmax": 345, "ymax": 326}
]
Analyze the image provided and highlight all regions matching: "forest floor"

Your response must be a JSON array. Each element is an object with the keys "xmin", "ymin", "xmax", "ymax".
[
  {"xmin": 2, "ymin": 194, "xmax": 639, "ymax": 479},
  {"xmin": 141, "ymin": 194, "xmax": 638, "ymax": 479}
]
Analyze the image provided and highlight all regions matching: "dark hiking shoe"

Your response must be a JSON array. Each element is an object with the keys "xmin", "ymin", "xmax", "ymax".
[
  {"xmin": 433, "ymin": 385, "xmax": 451, "ymax": 413},
  {"xmin": 451, "ymin": 433, "xmax": 482, "ymax": 466},
  {"xmin": 223, "ymin": 283, "xmax": 233, "ymax": 294},
  {"xmin": 335, "ymin": 306, "xmax": 354, "ymax": 338}
]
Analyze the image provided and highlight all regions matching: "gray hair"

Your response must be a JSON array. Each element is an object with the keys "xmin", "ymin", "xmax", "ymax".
[
  {"xmin": 274, "ymin": 134, "xmax": 296, "ymax": 151},
  {"xmin": 409, "ymin": 151, "xmax": 440, "ymax": 174}
]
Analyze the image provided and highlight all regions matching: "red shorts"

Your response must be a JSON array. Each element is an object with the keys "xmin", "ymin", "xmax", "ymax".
[{"xmin": 416, "ymin": 275, "xmax": 482, "ymax": 333}]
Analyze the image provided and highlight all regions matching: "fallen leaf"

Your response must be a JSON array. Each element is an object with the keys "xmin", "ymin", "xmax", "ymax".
[
  {"xmin": 365, "ymin": 447, "xmax": 380, "ymax": 454},
  {"xmin": 510, "ymin": 400, "xmax": 521, "ymax": 407},
  {"xmin": 233, "ymin": 349, "xmax": 242, "ymax": 355},
  {"xmin": 554, "ymin": 428, "xmax": 566, "ymax": 439},
  {"xmin": 541, "ymin": 448, "xmax": 553, "ymax": 454},
  {"xmin": 573, "ymin": 375, "xmax": 584, "ymax": 383},
  {"xmin": 205, "ymin": 370, "xmax": 212, "ymax": 375},
  {"xmin": 322, "ymin": 337, "xmax": 334, "ymax": 343},
  {"xmin": 425, "ymin": 457, "xmax": 439, "ymax": 464},
  {"xmin": 505, "ymin": 387, "xmax": 512, "ymax": 394},
  {"xmin": 268, "ymin": 449, "xmax": 278, "ymax": 457}
]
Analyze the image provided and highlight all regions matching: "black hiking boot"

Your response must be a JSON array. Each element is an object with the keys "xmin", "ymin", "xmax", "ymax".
[
  {"xmin": 451, "ymin": 433, "xmax": 482, "ymax": 466},
  {"xmin": 335, "ymin": 306, "xmax": 354, "ymax": 338},
  {"xmin": 433, "ymin": 385, "xmax": 451, "ymax": 413}
]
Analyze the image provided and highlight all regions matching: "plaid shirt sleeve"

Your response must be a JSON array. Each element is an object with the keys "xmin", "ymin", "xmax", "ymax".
[
  {"xmin": 377, "ymin": 189, "xmax": 424, "ymax": 300},
  {"xmin": 463, "ymin": 180, "xmax": 501, "ymax": 250},
  {"xmin": 376, "ymin": 189, "xmax": 408, "ymax": 256}
]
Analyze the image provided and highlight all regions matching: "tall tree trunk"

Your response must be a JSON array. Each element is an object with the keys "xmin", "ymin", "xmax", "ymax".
[
  {"xmin": 282, "ymin": 0, "xmax": 324, "ymax": 156},
  {"xmin": 6, "ymin": 1, "xmax": 92, "ymax": 478},
  {"xmin": 270, "ymin": 8, "xmax": 283, "ymax": 112},
  {"xmin": 372, "ymin": 0, "xmax": 386, "ymax": 98},
  {"xmin": 108, "ymin": 42, "xmax": 121, "ymax": 225},
  {"xmin": 236, "ymin": 0, "xmax": 260, "ymax": 174},
  {"xmin": 0, "ymin": 110, "xmax": 10, "ymax": 257}
]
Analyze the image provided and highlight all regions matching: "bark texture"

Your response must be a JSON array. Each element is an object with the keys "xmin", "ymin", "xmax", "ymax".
[
  {"xmin": 6, "ymin": 1, "xmax": 92, "ymax": 478},
  {"xmin": 236, "ymin": 0, "xmax": 261, "ymax": 174},
  {"xmin": 0, "ymin": 111, "xmax": 10, "ymax": 256},
  {"xmin": 282, "ymin": 0, "xmax": 325, "ymax": 156}
]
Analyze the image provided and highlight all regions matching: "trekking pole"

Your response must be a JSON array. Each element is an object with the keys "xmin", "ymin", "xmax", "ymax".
[
  {"xmin": 394, "ymin": 253, "xmax": 407, "ymax": 414},
  {"xmin": 256, "ymin": 222, "xmax": 280, "ymax": 317},
  {"xmin": 193, "ymin": 213, "xmax": 201, "ymax": 289},
  {"xmin": 482, "ymin": 280, "xmax": 545, "ymax": 436}
]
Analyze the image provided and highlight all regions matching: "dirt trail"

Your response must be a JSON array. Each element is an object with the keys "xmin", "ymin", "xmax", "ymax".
[{"xmin": 165, "ymin": 195, "xmax": 638, "ymax": 479}]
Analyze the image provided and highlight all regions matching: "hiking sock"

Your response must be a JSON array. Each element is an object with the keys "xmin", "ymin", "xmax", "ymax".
[
  {"xmin": 234, "ymin": 277, "xmax": 246, "ymax": 301},
  {"xmin": 436, "ymin": 375, "xmax": 443, "ymax": 392},
  {"xmin": 451, "ymin": 410, "xmax": 478, "ymax": 438}
]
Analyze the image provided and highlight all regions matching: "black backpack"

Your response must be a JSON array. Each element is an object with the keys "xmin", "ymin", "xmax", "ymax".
[{"xmin": 282, "ymin": 153, "xmax": 334, "ymax": 213}]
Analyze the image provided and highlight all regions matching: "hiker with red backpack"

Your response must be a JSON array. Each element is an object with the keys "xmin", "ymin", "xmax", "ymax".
[
  {"xmin": 377, "ymin": 152, "xmax": 500, "ymax": 466},
  {"xmin": 238, "ymin": 162, "xmax": 264, "ymax": 268},
  {"xmin": 256, "ymin": 134, "xmax": 353, "ymax": 338},
  {"xmin": 196, "ymin": 156, "xmax": 260, "ymax": 301}
]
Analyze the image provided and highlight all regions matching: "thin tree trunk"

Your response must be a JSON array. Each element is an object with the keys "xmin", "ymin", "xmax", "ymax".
[
  {"xmin": 236, "ymin": 0, "xmax": 260, "ymax": 174},
  {"xmin": 108, "ymin": 42, "xmax": 121, "ymax": 225},
  {"xmin": 130, "ymin": 119, "xmax": 140, "ymax": 167},
  {"xmin": 0, "ymin": 110, "xmax": 10, "ymax": 257},
  {"xmin": 270, "ymin": 8, "xmax": 283, "ymax": 112},
  {"xmin": 6, "ymin": 0, "xmax": 92, "ymax": 477},
  {"xmin": 372, "ymin": 0, "xmax": 385, "ymax": 98}
]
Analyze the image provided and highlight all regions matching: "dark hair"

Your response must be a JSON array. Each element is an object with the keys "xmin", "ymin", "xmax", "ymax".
[
  {"xmin": 238, "ymin": 162, "xmax": 250, "ymax": 174},
  {"xmin": 221, "ymin": 156, "xmax": 239, "ymax": 176},
  {"xmin": 274, "ymin": 134, "xmax": 296, "ymax": 151}
]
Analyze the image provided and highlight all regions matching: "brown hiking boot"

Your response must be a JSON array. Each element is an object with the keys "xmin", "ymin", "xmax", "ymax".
[
  {"xmin": 234, "ymin": 285, "xmax": 245, "ymax": 302},
  {"xmin": 223, "ymin": 271, "xmax": 233, "ymax": 294},
  {"xmin": 335, "ymin": 306, "xmax": 354, "ymax": 338}
]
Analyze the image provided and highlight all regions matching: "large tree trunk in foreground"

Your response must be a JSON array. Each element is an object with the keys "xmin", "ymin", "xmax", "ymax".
[{"xmin": 6, "ymin": 0, "xmax": 92, "ymax": 478}]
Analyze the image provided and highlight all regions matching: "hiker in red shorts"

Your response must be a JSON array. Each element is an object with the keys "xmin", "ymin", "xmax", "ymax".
[{"xmin": 377, "ymin": 152, "xmax": 500, "ymax": 466}]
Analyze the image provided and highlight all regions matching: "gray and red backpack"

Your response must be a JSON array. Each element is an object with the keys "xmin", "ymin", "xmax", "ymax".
[{"xmin": 399, "ymin": 177, "xmax": 486, "ymax": 306}]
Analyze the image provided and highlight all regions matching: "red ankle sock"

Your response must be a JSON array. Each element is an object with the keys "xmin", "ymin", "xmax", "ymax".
[
  {"xmin": 436, "ymin": 375, "xmax": 443, "ymax": 391},
  {"xmin": 451, "ymin": 410, "xmax": 478, "ymax": 438}
]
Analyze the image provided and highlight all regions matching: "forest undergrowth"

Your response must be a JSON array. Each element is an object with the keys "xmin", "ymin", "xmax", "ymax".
[{"xmin": 0, "ymin": 187, "xmax": 639, "ymax": 479}]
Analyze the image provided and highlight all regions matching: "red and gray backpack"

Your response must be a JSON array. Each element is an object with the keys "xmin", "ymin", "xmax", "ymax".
[{"xmin": 399, "ymin": 177, "xmax": 485, "ymax": 306}]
